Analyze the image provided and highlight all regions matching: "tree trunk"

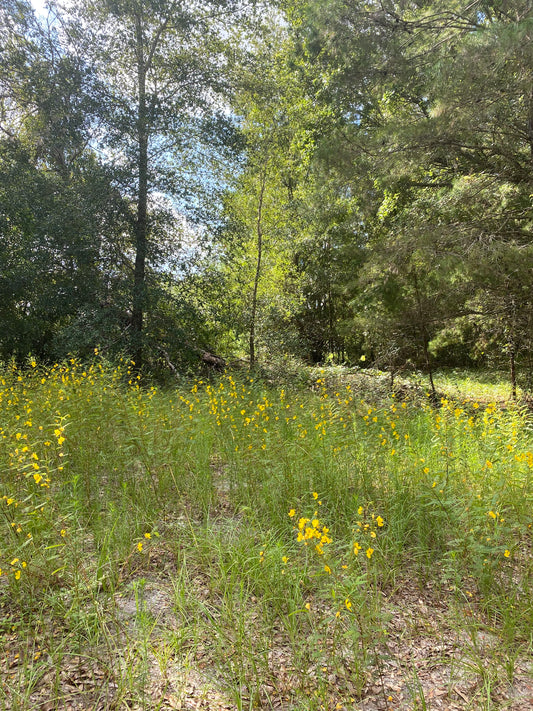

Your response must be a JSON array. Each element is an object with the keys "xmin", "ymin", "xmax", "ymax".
[
  {"xmin": 328, "ymin": 284, "xmax": 335, "ymax": 359},
  {"xmin": 412, "ymin": 269, "xmax": 437, "ymax": 404},
  {"xmin": 132, "ymin": 12, "xmax": 148, "ymax": 367},
  {"xmin": 510, "ymin": 346, "xmax": 517, "ymax": 401},
  {"xmin": 506, "ymin": 287, "xmax": 518, "ymax": 401},
  {"xmin": 527, "ymin": 89, "xmax": 533, "ymax": 163},
  {"xmin": 249, "ymin": 170, "xmax": 266, "ymax": 369},
  {"xmin": 422, "ymin": 335, "xmax": 437, "ymax": 404}
]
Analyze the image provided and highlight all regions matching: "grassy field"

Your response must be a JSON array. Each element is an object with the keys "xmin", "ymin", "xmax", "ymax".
[{"xmin": 1, "ymin": 358, "xmax": 533, "ymax": 710}]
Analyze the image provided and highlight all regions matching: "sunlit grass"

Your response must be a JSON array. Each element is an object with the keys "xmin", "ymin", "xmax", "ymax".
[
  {"xmin": 1, "ymin": 358, "xmax": 533, "ymax": 708},
  {"xmin": 430, "ymin": 367, "xmax": 522, "ymax": 402}
]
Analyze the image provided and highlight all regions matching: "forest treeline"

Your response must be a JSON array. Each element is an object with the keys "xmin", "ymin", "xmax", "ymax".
[{"xmin": 1, "ymin": 0, "xmax": 532, "ymax": 391}]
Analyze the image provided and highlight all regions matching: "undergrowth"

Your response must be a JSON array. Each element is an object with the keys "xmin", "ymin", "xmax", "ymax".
[{"xmin": 1, "ymin": 357, "xmax": 533, "ymax": 709}]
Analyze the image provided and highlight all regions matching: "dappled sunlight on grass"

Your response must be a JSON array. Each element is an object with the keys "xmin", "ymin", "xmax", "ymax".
[{"xmin": 430, "ymin": 368, "xmax": 523, "ymax": 402}]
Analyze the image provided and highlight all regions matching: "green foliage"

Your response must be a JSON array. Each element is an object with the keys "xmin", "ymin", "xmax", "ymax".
[
  {"xmin": 2, "ymin": 0, "xmax": 533, "ymax": 383},
  {"xmin": 257, "ymin": 0, "xmax": 533, "ymax": 384}
]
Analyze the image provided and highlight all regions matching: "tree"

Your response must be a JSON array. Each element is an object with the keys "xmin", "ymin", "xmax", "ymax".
[
  {"xmin": 217, "ymin": 21, "xmax": 327, "ymax": 365},
  {"xmin": 0, "ymin": 0, "xmax": 131, "ymax": 361},
  {"xmin": 64, "ymin": 0, "xmax": 259, "ymax": 365},
  {"xmin": 278, "ymin": 0, "xmax": 533, "ymax": 385}
]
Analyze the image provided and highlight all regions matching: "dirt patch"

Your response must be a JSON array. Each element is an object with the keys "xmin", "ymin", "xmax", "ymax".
[{"xmin": 3, "ymin": 576, "xmax": 533, "ymax": 710}]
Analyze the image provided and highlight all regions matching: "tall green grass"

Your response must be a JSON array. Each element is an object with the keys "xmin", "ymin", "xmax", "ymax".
[{"xmin": 1, "ymin": 359, "xmax": 533, "ymax": 709}]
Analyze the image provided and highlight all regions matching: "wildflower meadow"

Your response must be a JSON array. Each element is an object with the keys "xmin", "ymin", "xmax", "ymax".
[{"xmin": 1, "ymin": 358, "xmax": 533, "ymax": 710}]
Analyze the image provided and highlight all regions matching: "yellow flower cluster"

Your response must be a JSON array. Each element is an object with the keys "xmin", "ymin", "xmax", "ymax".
[
  {"xmin": 136, "ymin": 531, "xmax": 159, "ymax": 554},
  {"xmin": 353, "ymin": 505, "xmax": 385, "ymax": 560},
  {"xmin": 179, "ymin": 371, "xmax": 355, "ymax": 454},
  {"xmin": 289, "ymin": 494, "xmax": 332, "ymax": 556},
  {"xmin": 296, "ymin": 515, "xmax": 332, "ymax": 555},
  {"xmin": 0, "ymin": 557, "xmax": 27, "ymax": 580}
]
